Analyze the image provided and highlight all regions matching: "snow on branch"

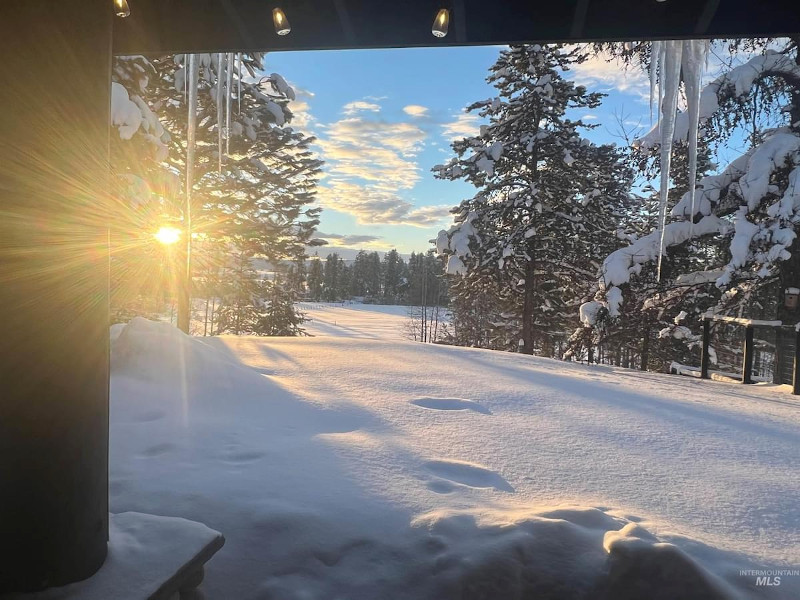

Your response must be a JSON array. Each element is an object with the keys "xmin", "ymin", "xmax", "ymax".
[
  {"xmin": 672, "ymin": 129, "xmax": 800, "ymax": 219},
  {"xmin": 601, "ymin": 215, "xmax": 729, "ymax": 289}
]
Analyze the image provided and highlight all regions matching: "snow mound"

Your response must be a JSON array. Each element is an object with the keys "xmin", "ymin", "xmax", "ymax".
[
  {"xmin": 112, "ymin": 317, "xmax": 247, "ymax": 383},
  {"xmin": 404, "ymin": 507, "xmax": 742, "ymax": 600}
]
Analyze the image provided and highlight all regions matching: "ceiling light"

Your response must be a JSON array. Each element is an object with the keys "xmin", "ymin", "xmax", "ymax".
[
  {"xmin": 432, "ymin": 8, "xmax": 450, "ymax": 38},
  {"xmin": 114, "ymin": 0, "xmax": 130, "ymax": 18},
  {"xmin": 273, "ymin": 8, "xmax": 291, "ymax": 36},
  {"xmin": 431, "ymin": 8, "xmax": 450, "ymax": 37}
]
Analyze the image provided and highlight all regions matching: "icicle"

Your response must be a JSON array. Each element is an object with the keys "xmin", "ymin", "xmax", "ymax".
[
  {"xmin": 657, "ymin": 43, "xmax": 666, "ymax": 128},
  {"xmin": 186, "ymin": 53, "xmax": 199, "ymax": 245},
  {"xmin": 649, "ymin": 41, "xmax": 660, "ymax": 124},
  {"xmin": 682, "ymin": 40, "xmax": 709, "ymax": 238},
  {"xmin": 217, "ymin": 53, "xmax": 225, "ymax": 174},
  {"xmin": 656, "ymin": 40, "xmax": 683, "ymax": 281},
  {"xmin": 237, "ymin": 53, "xmax": 243, "ymax": 114},
  {"xmin": 226, "ymin": 52, "xmax": 234, "ymax": 156}
]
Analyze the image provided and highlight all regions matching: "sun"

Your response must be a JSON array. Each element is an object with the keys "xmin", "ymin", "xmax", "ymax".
[{"xmin": 154, "ymin": 226, "xmax": 181, "ymax": 245}]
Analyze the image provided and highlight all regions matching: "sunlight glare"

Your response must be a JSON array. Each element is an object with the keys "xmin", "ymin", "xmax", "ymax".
[{"xmin": 154, "ymin": 226, "xmax": 181, "ymax": 245}]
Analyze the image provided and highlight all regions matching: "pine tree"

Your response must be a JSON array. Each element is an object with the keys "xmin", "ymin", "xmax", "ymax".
[
  {"xmin": 307, "ymin": 254, "xmax": 324, "ymax": 301},
  {"xmin": 382, "ymin": 249, "xmax": 404, "ymax": 303},
  {"xmin": 435, "ymin": 44, "xmax": 633, "ymax": 355},
  {"xmin": 323, "ymin": 253, "xmax": 344, "ymax": 301},
  {"xmin": 111, "ymin": 53, "xmax": 321, "ymax": 335},
  {"xmin": 256, "ymin": 274, "xmax": 308, "ymax": 336}
]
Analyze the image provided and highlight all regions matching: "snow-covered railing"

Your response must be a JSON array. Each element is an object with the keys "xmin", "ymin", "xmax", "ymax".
[
  {"xmin": 700, "ymin": 313, "xmax": 800, "ymax": 393},
  {"xmin": 703, "ymin": 313, "xmax": 782, "ymax": 327}
]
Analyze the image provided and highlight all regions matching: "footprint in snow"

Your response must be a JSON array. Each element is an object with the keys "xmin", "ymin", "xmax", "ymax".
[
  {"xmin": 130, "ymin": 410, "xmax": 167, "ymax": 423},
  {"xmin": 219, "ymin": 447, "xmax": 266, "ymax": 464},
  {"xmin": 426, "ymin": 480, "xmax": 456, "ymax": 494},
  {"xmin": 410, "ymin": 397, "xmax": 491, "ymax": 415},
  {"xmin": 139, "ymin": 443, "xmax": 175, "ymax": 458},
  {"xmin": 425, "ymin": 459, "xmax": 514, "ymax": 492}
]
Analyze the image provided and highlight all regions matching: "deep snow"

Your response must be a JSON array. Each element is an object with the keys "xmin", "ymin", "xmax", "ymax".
[{"xmin": 109, "ymin": 305, "xmax": 800, "ymax": 599}]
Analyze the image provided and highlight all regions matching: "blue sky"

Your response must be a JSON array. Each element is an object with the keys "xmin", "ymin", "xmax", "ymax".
[{"xmin": 263, "ymin": 46, "xmax": 655, "ymax": 256}]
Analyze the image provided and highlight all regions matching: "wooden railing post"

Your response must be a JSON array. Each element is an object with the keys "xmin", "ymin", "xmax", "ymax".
[
  {"xmin": 700, "ymin": 317, "xmax": 711, "ymax": 379},
  {"xmin": 742, "ymin": 325, "xmax": 754, "ymax": 384}
]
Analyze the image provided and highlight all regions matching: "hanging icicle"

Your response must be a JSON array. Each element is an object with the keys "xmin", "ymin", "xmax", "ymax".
[
  {"xmin": 655, "ymin": 40, "xmax": 683, "ymax": 281},
  {"xmin": 217, "ymin": 53, "xmax": 225, "ymax": 174},
  {"xmin": 226, "ymin": 52, "xmax": 234, "ymax": 156},
  {"xmin": 237, "ymin": 53, "xmax": 243, "ymax": 114},
  {"xmin": 657, "ymin": 43, "xmax": 666, "ymax": 128},
  {"xmin": 186, "ymin": 53, "xmax": 199, "ymax": 258},
  {"xmin": 682, "ymin": 40, "xmax": 710, "ymax": 238},
  {"xmin": 649, "ymin": 41, "xmax": 661, "ymax": 124}
]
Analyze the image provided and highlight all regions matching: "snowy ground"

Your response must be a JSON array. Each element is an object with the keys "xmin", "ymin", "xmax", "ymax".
[{"xmin": 110, "ymin": 304, "xmax": 800, "ymax": 599}]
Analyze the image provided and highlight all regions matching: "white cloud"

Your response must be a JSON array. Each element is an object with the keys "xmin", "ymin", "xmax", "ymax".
[
  {"xmin": 318, "ymin": 181, "xmax": 452, "ymax": 228},
  {"xmin": 300, "ymin": 96, "xmax": 455, "ymax": 229},
  {"xmin": 314, "ymin": 231, "xmax": 384, "ymax": 246},
  {"xmin": 286, "ymin": 83, "xmax": 316, "ymax": 129},
  {"xmin": 441, "ymin": 112, "xmax": 483, "ymax": 141},
  {"xmin": 403, "ymin": 104, "xmax": 429, "ymax": 117},
  {"xmin": 342, "ymin": 100, "xmax": 382, "ymax": 115},
  {"xmin": 316, "ymin": 117, "xmax": 426, "ymax": 191},
  {"xmin": 581, "ymin": 114, "xmax": 598, "ymax": 120},
  {"xmin": 569, "ymin": 50, "xmax": 650, "ymax": 101}
]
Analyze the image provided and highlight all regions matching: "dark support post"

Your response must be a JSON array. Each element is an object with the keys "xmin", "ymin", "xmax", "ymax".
[
  {"xmin": 700, "ymin": 318, "xmax": 711, "ymax": 380},
  {"xmin": 794, "ymin": 327, "xmax": 800, "ymax": 395},
  {"xmin": 742, "ymin": 325, "xmax": 755, "ymax": 384},
  {"xmin": 0, "ymin": 1, "xmax": 112, "ymax": 592}
]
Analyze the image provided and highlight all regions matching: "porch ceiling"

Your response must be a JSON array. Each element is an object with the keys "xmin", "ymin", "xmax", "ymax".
[{"xmin": 113, "ymin": 0, "xmax": 800, "ymax": 55}]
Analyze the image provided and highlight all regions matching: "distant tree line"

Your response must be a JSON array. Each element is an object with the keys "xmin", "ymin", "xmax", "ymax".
[{"xmin": 292, "ymin": 249, "xmax": 447, "ymax": 307}]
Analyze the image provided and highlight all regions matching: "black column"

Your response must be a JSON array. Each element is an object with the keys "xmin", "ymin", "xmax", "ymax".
[
  {"xmin": 793, "ymin": 327, "xmax": 800, "ymax": 395},
  {"xmin": 742, "ymin": 326, "xmax": 755, "ymax": 384},
  {"xmin": 0, "ymin": 1, "xmax": 112, "ymax": 592},
  {"xmin": 700, "ymin": 318, "xmax": 711, "ymax": 380}
]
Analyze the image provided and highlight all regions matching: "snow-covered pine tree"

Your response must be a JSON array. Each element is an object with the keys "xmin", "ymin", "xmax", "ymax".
[
  {"xmin": 435, "ymin": 44, "xmax": 633, "ymax": 355},
  {"xmin": 150, "ymin": 53, "xmax": 322, "ymax": 264},
  {"xmin": 256, "ymin": 273, "xmax": 308, "ymax": 336}
]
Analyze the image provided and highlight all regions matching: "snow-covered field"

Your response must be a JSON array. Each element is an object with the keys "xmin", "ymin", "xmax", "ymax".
[{"xmin": 110, "ymin": 304, "xmax": 800, "ymax": 599}]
